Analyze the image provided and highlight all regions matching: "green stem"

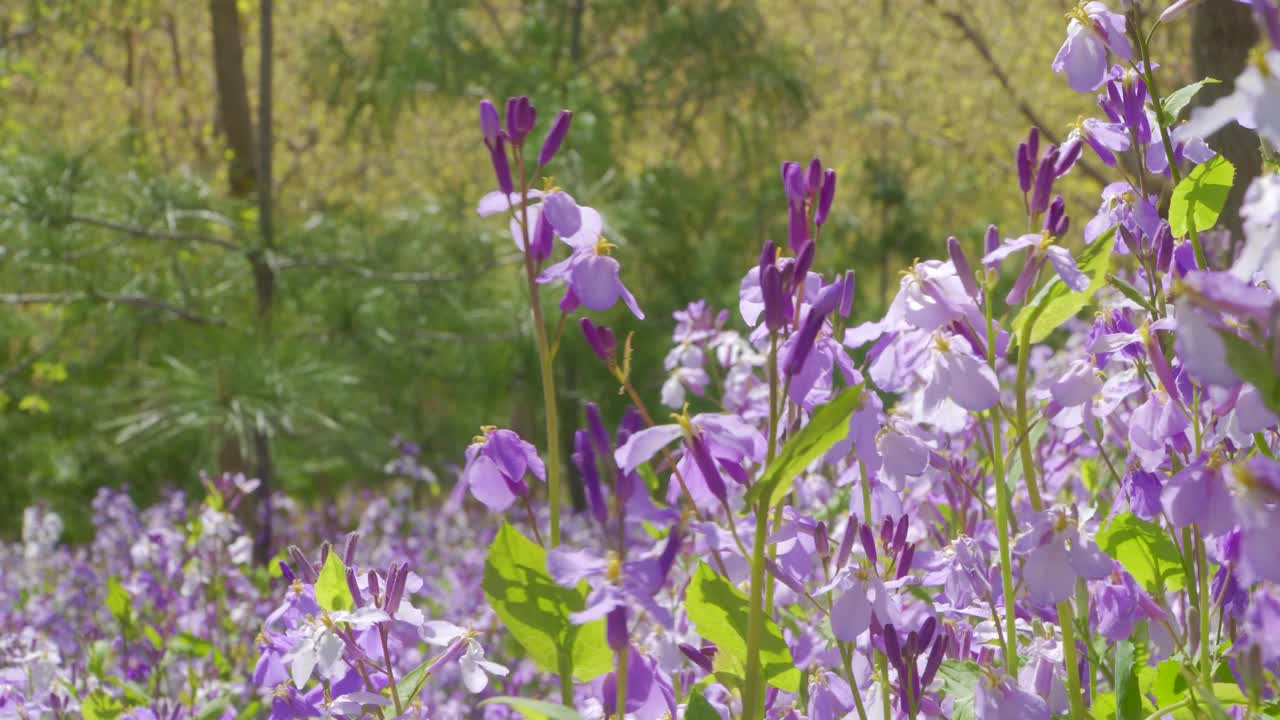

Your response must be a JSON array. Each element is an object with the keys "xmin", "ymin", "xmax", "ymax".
[
  {"xmin": 615, "ymin": 643, "xmax": 629, "ymax": 720},
  {"xmin": 1135, "ymin": 20, "xmax": 1208, "ymax": 269},
  {"xmin": 743, "ymin": 334, "xmax": 782, "ymax": 720},
  {"xmin": 1057, "ymin": 600, "xmax": 1086, "ymax": 720},
  {"xmin": 840, "ymin": 643, "xmax": 870, "ymax": 720},
  {"xmin": 984, "ymin": 288, "xmax": 1018, "ymax": 675},
  {"xmin": 1142, "ymin": 700, "xmax": 1190, "ymax": 720},
  {"xmin": 1015, "ymin": 315, "xmax": 1045, "ymax": 512},
  {"xmin": 1196, "ymin": 528, "xmax": 1215, "ymax": 692}
]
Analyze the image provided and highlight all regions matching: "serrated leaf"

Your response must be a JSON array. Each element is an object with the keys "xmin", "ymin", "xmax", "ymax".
[
  {"xmin": 747, "ymin": 385, "xmax": 863, "ymax": 507},
  {"xmin": 1095, "ymin": 513, "xmax": 1185, "ymax": 594},
  {"xmin": 1162, "ymin": 78, "xmax": 1221, "ymax": 122},
  {"xmin": 314, "ymin": 550, "xmax": 354, "ymax": 613},
  {"xmin": 934, "ymin": 660, "xmax": 980, "ymax": 720},
  {"xmin": 685, "ymin": 563, "xmax": 800, "ymax": 692},
  {"xmin": 1169, "ymin": 155, "xmax": 1235, "ymax": 238},
  {"xmin": 478, "ymin": 697, "xmax": 585, "ymax": 720},
  {"xmin": 1013, "ymin": 228, "xmax": 1115, "ymax": 345},
  {"xmin": 482, "ymin": 522, "xmax": 612, "ymax": 681},
  {"xmin": 1115, "ymin": 640, "xmax": 1143, "ymax": 720}
]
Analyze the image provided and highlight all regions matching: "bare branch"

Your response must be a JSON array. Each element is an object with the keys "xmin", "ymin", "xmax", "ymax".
[
  {"xmin": 924, "ymin": 0, "xmax": 1109, "ymax": 188},
  {"xmin": 272, "ymin": 253, "xmax": 524, "ymax": 284},
  {"xmin": 65, "ymin": 213, "xmax": 243, "ymax": 252},
  {"xmin": 0, "ymin": 292, "xmax": 227, "ymax": 325}
]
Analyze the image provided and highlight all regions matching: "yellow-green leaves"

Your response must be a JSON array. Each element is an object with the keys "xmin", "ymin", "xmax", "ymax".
[
  {"xmin": 685, "ymin": 563, "xmax": 800, "ymax": 692},
  {"xmin": 1095, "ymin": 513, "xmax": 1185, "ymax": 594},
  {"xmin": 746, "ymin": 385, "xmax": 863, "ymax": 507},
  {"xmin": 1014, "ymin": 228, "xmax": 1114, "ymax": 346},
  {"xmin": 314, "ymin": 551, "xmax": 354, "ymax": 613},
  {"xmin": 482, "ymin": 522, "xmax": 612, "ymax": 680},
  {"xmin": 1169, "ymin": 155, "xmax": 1234, "ymax": 238}
]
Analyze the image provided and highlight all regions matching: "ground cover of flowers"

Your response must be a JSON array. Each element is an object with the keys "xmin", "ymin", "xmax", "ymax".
[{"xmin": 6, "ymin": 1, "xmax": 1280, "ymax": 718}]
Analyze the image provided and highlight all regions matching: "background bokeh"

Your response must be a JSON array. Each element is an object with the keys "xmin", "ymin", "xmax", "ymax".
[{"xmin": 0, "ymin": 0, "xmax": 1201, "ymax": 537}]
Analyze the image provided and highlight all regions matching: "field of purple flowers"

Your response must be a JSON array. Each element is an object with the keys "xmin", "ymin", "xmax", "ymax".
[{"xmin": 5, "ymin": 1, "xmax": 1280, "ymax": 718}]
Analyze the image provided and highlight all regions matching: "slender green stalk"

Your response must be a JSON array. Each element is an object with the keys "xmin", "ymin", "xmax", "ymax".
[
  {"xmin": 614, "ymin": 643, "xmax": 629, "ymax": 720},
  {"xmin": 1135, "ymin": 20, "xmax": 1208, "ymax": 269},
  {"xmin": 984, "ymin": 289, "xmax": 1017, "ymax": 674},
  {"xmin": 1015, "ymin": 316, "xmax": 1045, "ymax": 512},
  {"xmin": 839, "ymin": 643, "xmax": 871, "ymax": 720},
  {"xmin": 1057, "ymin": 600, "xmax": 1086, "ymax": 720},
  {"xmin": 1142, "ymin": 700, "xmax": 1190, "ymax": 720},
  {"xmin": 742, "ymin": 335, "xmax": 781, "ymax": 720},
  {"xmin": 514, "ymin": 152, "xmax": 563, "ymax": 547},
  {"xmin": 1196, "ymin": 529, "xmax": 1215, "ymax": 693}
]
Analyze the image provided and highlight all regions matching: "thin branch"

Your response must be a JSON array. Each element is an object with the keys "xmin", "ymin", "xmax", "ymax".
[
  {"xmin": 924, "ymin": 0, "xmax": 1110, "ymax": 188},
  {"xmin": 65, "ymin": 213, "xmax": 243, "ymax": 252},
  {"xmin": 0, "ymin": 292, "xmax": 227, "ymax": 325},
  {"xmin": 272, "ymin": 253, "xmax": 524, "ymax": 283}
]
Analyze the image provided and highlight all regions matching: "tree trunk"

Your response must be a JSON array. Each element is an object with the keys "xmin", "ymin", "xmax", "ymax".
[
  {"xmin": 1192, "ymin": 0, "xmax": 1260, "ymax": 252},
  {"xmin": 209, "ymin": 0, "xmax": 256, "ymax": 197}
]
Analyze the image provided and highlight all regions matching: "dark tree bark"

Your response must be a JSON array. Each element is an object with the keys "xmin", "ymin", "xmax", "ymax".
[
  {"xmin": 209, "ymin": 0, "xmax": 257, "ymax": 197},
  {"xmin": 1192, "ymin": 0, "xmax": 1261, "ymax": 247},
  {"xmin": 252, "ymin": 0, "xmax": 277, "ymax": 566}
]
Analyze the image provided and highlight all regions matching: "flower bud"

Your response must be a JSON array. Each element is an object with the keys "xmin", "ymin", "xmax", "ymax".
[
  {"xmin": 793, "ymin": 241, "xmax": 815, "ymax": 283},
  {"xmin": 367, "ymin": 569, "xmax": 380, "ymax": 600},
  {"xmin": 687, "ymin": 434, "xmax": 727, "ymax": 503},
  {"xmin": 488, "ymin": 137, "xmax": 514, "ymax": 194},
  {"xmin": 883, "ymin": 624, "xmax": 906, "ymax": 673},
  {"xmin": 896, "ymin": 543, "xmax": 915, "ymax": 578},
  {"xmin": 892, "ymin": 514, "xmax": 909, "ymax": 553},
  {"xmin": 947, "ymin": 236, "xmax": 980, "ymax": 299},
  {"xmin": 984, "ymin": 224, "xmax": 1001, "ymax": 267},
  {"xmin": 606, "ymin": 606, "xmax": 629, "ymax": 651},
  {"xmin": 859, "ymin": 524, "xmax": 878, "ymax": 564},
  {"xmin": 788, "ymin": 203, "xmax": 808, "ymax": 253},
  {"xmin": 680, "ymin": 643, "xmax": 714, "ymax": 673},
  {"xmin": 278, "ymin": 560, "xmax": 295, "ymax": 582},
  {"xmin": 762, "ymin": 265, "xmax": 788, "ymax": 331},
  {"xmin": 574, "ymin": 430, "xmax": 608, "ymax": 524},
  {"xmin": 346, "ymin": 567, "xmax": 365, "ymax": 608},
  {"xmin": 584, "ymin": 402, "xmax": 611, "ymax": 455},
  {"xmin": 343, "ymin": 532, "xmax": 361, "ymax": 565},
  {"xmin": 479, "ymin": 100, "xmax": 501, "ymax": 143},
  {"xmin": 1006, "ymin": 254, "xmax": 1045, "ymax": 306},
  {"xmin": 816, "ymin": 169, "xmax": 837, "ymax": 226},
  {"xmin": 530, "ymin": 211, "xmax": 554, "ymax": 260},
  {"xmin": 1026, "ymin": 127, "xmax": 1040, "ymax": 164},
  {"xmin": 1055, "ymin": 138, "xmax": 1083, "ymax": 177},
  {"xmin": 918, "ymin": 616, "xmax": 937, "ymax": 649},
  {"xmin": 658, "ymin": 528, "xmax": 682, "ymax": 581},
  {"xmin": 807, "ymin": 158, "xmax": 823, "ymax": 197},
  {"xmin": 580, "ymin": 318, "xmax": 616, "ymax": 363},
  {"xmin": 814, "ymin": 521, "xmax": 830, "ymax": 557},
  {"xmin": 1154, "ymin": 222, "xmax": 1174, "ymax": 273},
  {"xmin": 1016, "ymin": 142, "xmax": 1033, "ymax": 193},
  {"xmin": 537, "ymin": 110, "xmax": 572, "ymax": 167},
  {"xmin": 759, "ymin": 240, "xmax": 777, "ymax": 273},
  {"xmin": 921, "ymin": 635, "xmax": 949, "ymax": 687},
  {"xmin": 784, "ymin": 162, "xmax": 808, "ymax": 205},
  {"xmin": 1119, "ymin": 224, "xmax": 1144, "ymax": 257},
  {"xmin": 1044, "ymin": 196, "xmax": 1069, "ymax": 237},
  {"xmin": 836, "ymin": 515, "xmax": 857, "ymax": 569},
  {"xmin": 839, "ymin": 269, "xmax": 856, "ymax": 318},
  {"xmin": 783, "ymin": 305, "xmax": 826, "ymax": 376},
  {"xmin": 1029, "ymin": 145, "xmax": 1059, "ymax": 215}
]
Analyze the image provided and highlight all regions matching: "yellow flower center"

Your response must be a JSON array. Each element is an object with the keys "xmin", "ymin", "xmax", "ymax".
[
  {"xmin": 594, "ymin": 237, "xmax": 616, "ymax": 256},
  {"xmin": 472, "ymin": 425, "xmax": 498, "ymax": 444},
  {"xmin": 606, "ymin": 551, "xmax": 623, "ymax": 582},
  {"xmin": 671, "ymin": 404, "xmax": 695, "ymax": 438}
]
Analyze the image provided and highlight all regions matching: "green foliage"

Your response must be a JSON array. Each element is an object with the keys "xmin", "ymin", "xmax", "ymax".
[
  {"xmin": 934, "ymin": 660, "xmax": 981, "ymax": 720},
  {"xmin": 314, "ymin": 551, "xmax": 355, "ymax": 612},
  {"xmin": 1014, "ymin": 227, "xmax": 1115, "ymax": 345},
  {"xmin": 1114, "ymin": 640, "xmax": 1145, "ymax": 720},
  {"xmin": 478, "ymin": 697, "xmax": 586, "ymax": 720},
  {"xmin": 482, "ymin": 521, "xmax": 613, "ymax": 681},
  {"xmin": 746, "ymin": 385, "xmax": 863, "ymax": 506},
  {"xmin": 1219, "ymin": 329, "xmax": 1280, "ymax": 415},
  {"xmin": 1169, "ymin": 155, "xmax": 1235, "ymax": 238},
  {"xmin": 1161, "ymin": 78, "xmax": 1221, "ymax": 123},
  {"xmin": 1095, "ymin": 513, "xmax": 1186, "ymax": 594},
  {"xmin": 104, "ymin": 576, "xmax": 131, "ymax": 624},
  {"xmin": 685, "ymin": 689, "xmax": 720, "ymax": 720},
  {"xmin": 684, "ymin": 562, "xmax": 800, "ymax": 692}
]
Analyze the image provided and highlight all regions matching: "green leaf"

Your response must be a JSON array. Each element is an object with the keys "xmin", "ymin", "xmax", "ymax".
[
  {"xmin": 82, "ymin": 692, "xmax": 126, "ymax": 720},
  {"xmin": 478, "ymin": 697, "xmax": 586, "ymax": 720},
  {"xmin": 1115, "ymin": 640, "xmax": 1143, "ymax": 720},
  {"xmin": 104, "ymin": 577, "xmax": 131, "ymax": 625},
  {"xmin": 1151, "ymin": 660, "xmax": 1187, "ymax": 708},
  {"xmin": 1095, "ymin": 513, "xmax": 1185, "ymax": 594},
  {"xmin": 1162, "ymin": 78, "xmax": 1221, "ymax": 122},
  {"xmin": 169, "ymin": 632, "xmax": 213, "ymax": 657},
  {"xmin": 746, "ymin": 385, "xmax": 863, "ymax": 507},
  {"xmin": 194, "ymin": 697, "xmax": 230, "ymax": 720},
  {"xmin": 1218, "ymin": 329, "xmax": 1280, "ymax": 415},
  {"xmin": 143, "ymin": 625, "xmax": 164, "ymax": 650},
  {"xmin": 686, "ymin": 688, "xmax": 719, "ymax": 720},
  {"xmin": 315, "ymin": 550, "xmax": 354, "ymax": 613},
  {"xmin": 482, "ymin": 522, "xmax": 613, "ymax": 681},
  {"xmin": 1013, "ymin": 228, "xmax": 1115, "ymax": 345},
  {"xmin": 393, "ymin": 647, "xmax": 449, "ymax": 708},
  {"xmin": 934, "ymin": 660, "xmax": 980, "ymax": 720},
  {"xmin": 103, "ymin": 676, "xmax": 152, "ymax": 706},
  {"xmin": 684, "ymin": 563, "xmax": 801, "ymax": 692},
  {"xmin": 1169, "ymin": 155, "xmax": 1235, "ymax": 238},
  {"xmin": 1090, "ymin": 691, "xmax": 1116, "ymax": 720}
]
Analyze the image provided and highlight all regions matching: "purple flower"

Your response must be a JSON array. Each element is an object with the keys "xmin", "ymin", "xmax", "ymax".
[
  {"xmin": 984, "ymin": 233, "xmax": 1090, "ymax": 300},
  {"xmin": 1015, "ymin": 505, "xmax": 1111, "ymax": 606},
  {"xmin": 974, "ymin": 671, "xmax": 1050, "ymax": 720},
  {"xmin": 538, "ymin": 236, "xmax": 645, "ymax": 319},
  {"xmin": 1231, "ymin": 457, "xmax": 1280, "ymax": 583},
  {"xmin": 1052, "ymin": 2, "xmax": 1133, "ymax": 93},
  {"xmin": 461, "ymin": 427, "xmax": 546, "ymax": 512},
  {"xmin": 1162, "ymin": 457, "xmax": 1236, "ymax": 536}
]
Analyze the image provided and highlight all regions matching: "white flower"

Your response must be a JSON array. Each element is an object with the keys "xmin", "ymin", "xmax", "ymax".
[
  {"xmin": 289, "ymin": 608, "xmax": 388, "ymax": 688},
  {"xmin": 421, "ymin": 621, "xmax": 509, "ymax": 694},
  {"xmin": 1233, "ymin": 174, "xmax": 1280, "ymax": 292}
]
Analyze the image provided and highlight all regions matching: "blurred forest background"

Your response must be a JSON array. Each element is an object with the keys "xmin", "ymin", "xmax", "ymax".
[{"xmin": 0, "ymin": 0, "xmax": 1245, "ymax": 538}]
